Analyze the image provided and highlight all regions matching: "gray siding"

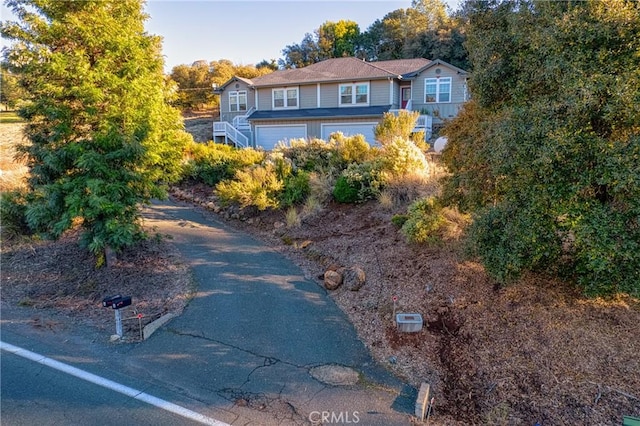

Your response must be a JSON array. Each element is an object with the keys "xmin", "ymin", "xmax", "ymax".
[
  {"xmin": 219, "ymin": 80, "xmax": 254, "ymax": 123},
  {"xmin": 256, "ymin": 87, "xmax": 271, "ymax": 111},
  {"xmin": 370, "ymin": 80, "xmax": 390, "ymax": 106},
  {"xmin": 320, "ymin": 83, "xmax": 339, "ymax": 108},
  {"xmin": 299, "ymin": 85, "xmax": 317, "ymax": 109},
  {"xmin": 411, "ymin": 64, "xmax": 468, "ymax": 122}
]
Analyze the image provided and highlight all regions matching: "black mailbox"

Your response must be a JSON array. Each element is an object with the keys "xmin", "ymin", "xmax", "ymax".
[
  {"xmin": 111, "ymin": 296, "xmax": 132, "ymax": 310},
  {"xmin": 102, "ymin": 295, "xmax": 122, "ymax": 308}
]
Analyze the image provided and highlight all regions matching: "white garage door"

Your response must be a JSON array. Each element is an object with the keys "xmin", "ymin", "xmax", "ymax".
[
  {"xmin": 255, "ymin": 125, "xmax": 307, "ymax": 150},
  {"xmin": 321, "ymin": 123, "xmax": 378, "ymax": 145}
]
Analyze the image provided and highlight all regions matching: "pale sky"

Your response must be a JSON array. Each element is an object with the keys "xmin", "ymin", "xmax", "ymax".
[{"xmin": 1, "ymin": 0, "xmax": 464, "ymax": 72}]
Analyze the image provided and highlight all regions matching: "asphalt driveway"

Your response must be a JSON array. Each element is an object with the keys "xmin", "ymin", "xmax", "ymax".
[{"xmin": 126, "ymin": 199, "xmax": 415, "ymax": 425}]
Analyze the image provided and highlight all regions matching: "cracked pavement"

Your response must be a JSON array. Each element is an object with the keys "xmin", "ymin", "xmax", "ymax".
[{"xmin": 120, "ymin": 199, "xmax": 414, "ymax": 425}]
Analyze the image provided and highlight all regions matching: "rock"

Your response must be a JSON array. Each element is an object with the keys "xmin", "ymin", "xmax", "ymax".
[
  {"xmin": 324, "ymin": 270, "xmax": 343, "ymax": 290},
  {"xmin": 343, "ymin": 266, "xmax": 366, "ymax": 291},
  {"xmin": 273, "ymin": 221, "xmax": 285, "ymax": 229}
]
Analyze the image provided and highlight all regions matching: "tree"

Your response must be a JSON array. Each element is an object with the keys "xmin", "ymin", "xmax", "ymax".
[
  {"xmin": 1, "ymin": 0, "xmax": 192, "ymax": 261},
  {"xmin": 358, "ymin": 1, "xmax": 467, "ymax": 66},
  {"xmin": 279, "ymin": 33, "xmax": 320, "ymax": 69},
  {"xmin": 169, "ymin": 60, "xmax": 273, "ymax": 111},
  {"xmin": 256, "ymin": 59, "xmax": 279, "ymax": 71},
  {"xmin": 441, "ymin": 0, "xmax": 640, "ymax": 296},
  {"xmin": 279, "ymin": 20, "xmax": 361, "ymax": 68},
  {"xmin": 169, "ymin": 61, "xmax": 211, "ymax": 110},
  {"xmin": 0, "ymin": 64, "xmax": 27, "ymax": 110},
  {"xmin": 317, "ymin": 20, "xmax": 361, "ymax": 58}
]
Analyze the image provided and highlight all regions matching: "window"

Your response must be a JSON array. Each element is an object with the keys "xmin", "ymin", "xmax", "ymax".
[
  {"xmin": 339, "ymin": 83, "xmax": 369, "ymax": 106},
  {"xmin": 229, "ymin": 90, "xmax": 247, "ymax": 112},
  {"xmin": 273, "ymin": 88, "xmax": 298, "ymax": 109},
  {"xmin": 425, "ymin": 77, "xmax": 451, "ymax": 103}
]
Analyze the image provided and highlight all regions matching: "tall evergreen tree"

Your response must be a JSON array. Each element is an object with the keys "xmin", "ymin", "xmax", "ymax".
[{"xmin": 1, "ymin": 0, "xmax": 191, "ymax": 260}]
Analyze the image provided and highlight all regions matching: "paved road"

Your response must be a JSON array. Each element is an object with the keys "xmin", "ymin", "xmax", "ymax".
[{"xmin": 1, "ymin": 199, "xmax": 416, "ymax": 425}]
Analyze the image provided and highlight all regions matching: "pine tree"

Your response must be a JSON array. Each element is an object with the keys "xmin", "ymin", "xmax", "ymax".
[{"xmin": 1, "ymin": 0, "xmax": 191, "ymax": 260}]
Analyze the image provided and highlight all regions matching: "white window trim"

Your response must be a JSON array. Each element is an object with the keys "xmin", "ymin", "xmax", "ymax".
[
  {"xmin": 339, "ymin": 82, "xmax": 370, "ymax": 107},
  {"xmin": 272, "ymin": 87, "xmax": 299, "ymax": 110},
  {"xmin": 424, "ymin": 77, "xmax": 452, "ymax": 104},
  {"xmin": 229, "ymin": 90, "xmax": 247, "ymax": 112}
]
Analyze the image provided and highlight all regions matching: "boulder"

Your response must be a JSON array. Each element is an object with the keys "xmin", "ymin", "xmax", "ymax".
[
  {"xmin": 344, "ymin": 266, "xmax": 366, "ymax": 291},
  {"xmin": 324, "ymin": 270, "xmax": 343, "ymax": 290}
]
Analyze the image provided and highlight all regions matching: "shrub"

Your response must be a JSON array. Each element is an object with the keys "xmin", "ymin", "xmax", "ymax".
[
  {"xmin": 215, "ymin": 163, "xmax": 283, "ymax": 210},
  {"xmin": 0, "ymin": 189, "xmax": 32, "ymax": 240},
  {"xmin": 401, "ymin": 197, "xmax": 446, "ymax": 244},
  {"xmin": 381, "ymin": 136, "xmax": 430, "ymax": 176},
  {"xmin": 328, "ymin": 132, "xmax": 371, "ymax": 165},
  {"xmin": 274, "ymin": 138, "xmax": 335, "ymax": 173},
  {"xmin": 379, "ymin": 172, "xmax": 438, "ymax": 209},
  {"xmin": 285, "ymin": 207, "xmax": 300, "ymax": 228},
  {"xmin": 280, "ymin": 171, "xmax": 310, "ymax": 207},
  {"xmin": 391, "ymin": 214, "xmax": 409, "ymax": 228},
  {"xmin": 182, "ymin": 141, "xmax": 264, "ymax": 185},
  {"xmin": 301, "ymin": 196, "xmax": 322, "ymax": 218},
  {"xmin": 333, "ymin": 162, "xmax": 385, "ymax": 203},
  {"xmin": 308, "ymin": 172, "xmax": 335, "ymax": 204},
  {"xmin": 374, "ymin": 110, "xmax": 421, "ymax": 146},
  {"xmin": 333, "ymin": 176, "xmax": 360, "ymax": 203}
]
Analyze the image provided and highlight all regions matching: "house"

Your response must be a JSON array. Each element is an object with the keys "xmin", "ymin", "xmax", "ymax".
[{"xmin": 213, "ymin": 57, "xmax": 469, "ymax": 150}]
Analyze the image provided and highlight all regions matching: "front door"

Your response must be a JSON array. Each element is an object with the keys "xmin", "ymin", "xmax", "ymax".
[{"xmin": 401, "ymin": 87, "xmax": 411, "ymax": 109}]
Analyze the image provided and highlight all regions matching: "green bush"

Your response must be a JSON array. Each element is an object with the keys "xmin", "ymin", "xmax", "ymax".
[
  {"xmin": 391, "ymin": 214, "xmax": 409, "ymax": 228},
  {"xmin": 401, "ymin": 197, "xmax": 446, "ymax": 244},
  {"xmin": 182, "ymin": 141, "xmax": 264, "ymax": 186},
  {"xmin": 280, "ymin": 171, "xmax": 310, "ymax": 207},
  {"xmin": 215, "ymin": 163, "xmax": 283, "ymax": 210},
  {"xmin": 274, "ymin": 138, "xmax": 335, "ymax": 173},
  {"xmin": 0, "ymin": 189, "xmax": 32, "ymax": 240},
  {"xmin": 333, "ymin": 176, "xmax": 360, "ymax": 203},
  {"xmin": 333, "ymin": 162, "xmax": 385, "ymax": 203}
]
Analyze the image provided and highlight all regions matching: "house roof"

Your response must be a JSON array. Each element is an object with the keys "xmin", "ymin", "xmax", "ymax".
[
  {"xmin": 215, "ymin": 57, "xmax": 467, "ymax": 91},
  {"xmin": 248, "ymin": 105, "xmax": 391, "ymax": 121},
  {"xmin": 250, "ymin": 57, "xmax": 407, "ymax": 87},
  {"xmin": 368, "ymin": 58, "xmax": 432, "ymax": 77}
]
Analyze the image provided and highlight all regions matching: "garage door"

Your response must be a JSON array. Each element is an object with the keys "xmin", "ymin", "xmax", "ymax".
[
  {"xmin": 321, "ymin": 123, "xmax": 378, "ymax": 145},
  {"xmin": 255, "ymin": 125, "xmax": 307, "ymax": 150}
]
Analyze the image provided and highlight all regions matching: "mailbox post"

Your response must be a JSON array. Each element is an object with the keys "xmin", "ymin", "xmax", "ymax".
[{"xmin": 102, "ymin": 295, "xmax": 132, "ymax": 338}]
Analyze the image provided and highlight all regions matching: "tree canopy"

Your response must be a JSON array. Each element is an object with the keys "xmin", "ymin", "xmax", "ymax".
[
  {"xmin": 441, "ymin": 0, "xmax": 640, "ymax": 296},
  {"xmin": 1, "ymin": 0, "xmax": 192, "ymax": 258},
  {"xmin": 169, "ymin": 59, "xmax": 273, "ymax": 110}
]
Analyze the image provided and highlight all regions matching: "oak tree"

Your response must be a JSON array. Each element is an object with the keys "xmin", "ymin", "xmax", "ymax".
[{"xmin": 441, "ymin": 0, "xmax": 640, "ymax": 296}]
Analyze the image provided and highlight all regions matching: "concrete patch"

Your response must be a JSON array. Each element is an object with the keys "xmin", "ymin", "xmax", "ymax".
[
  {"xmin": 309, "ymin": 365, "xmax": 359, "ymax": 386},
  {"xmin": 143, "ymin": 313, "xmax": 176, "ymax": 340}
]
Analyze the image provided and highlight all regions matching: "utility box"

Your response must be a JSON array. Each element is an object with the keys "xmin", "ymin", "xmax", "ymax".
[{"xmin": 396, "ymin": 313, "xmax": 423, "ymax": 333}]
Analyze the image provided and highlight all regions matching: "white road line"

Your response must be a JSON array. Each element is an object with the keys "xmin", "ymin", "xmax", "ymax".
[{"xmin": 0, "ymin": 340, "xmax": 230, "ymax": 426}]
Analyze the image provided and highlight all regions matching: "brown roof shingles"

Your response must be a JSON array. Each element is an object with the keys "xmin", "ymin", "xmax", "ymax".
[{"xmin": 250, "ymin": 57, "xmax": 432, "ymax": 87}]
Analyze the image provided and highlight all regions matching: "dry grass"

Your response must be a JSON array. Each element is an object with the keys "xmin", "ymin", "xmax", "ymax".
[{"xmin": 0, "ymin": 122, "xmax": 29, "ymax": 191}]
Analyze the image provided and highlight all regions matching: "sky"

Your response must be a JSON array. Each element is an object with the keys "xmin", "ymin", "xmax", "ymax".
[{"xmin": 2, "ymin": 0, "xmax": 463, "ymax": 72}]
